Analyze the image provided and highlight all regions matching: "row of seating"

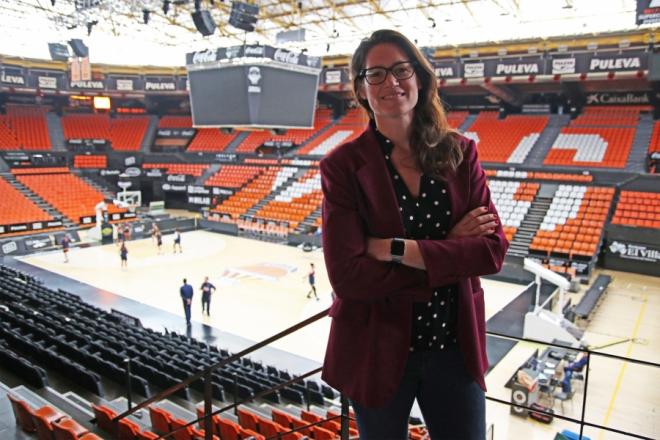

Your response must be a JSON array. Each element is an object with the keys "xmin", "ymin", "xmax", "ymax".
[
  {"xmin": 0, "ymin": 176, "xmax": 52, "ymax": 228},
  {"xmin": 465, "ymin": 114, "xmax": 548, "ymax": 163},
  {"xmin": 73, "ymin": 155, "xmax": 107, "ymax": 169},
  {"xmin": 15, "ymin": 170, "xmax": 126, "ymax": 224},
  {"xmin": 142, "ymin": 163, "xmax": 209, "ymax": 176},
  {"xmin": 0, "ymin": 105, "xmax": 51, "ymax": 150},
  {"xmin": 531, "ymin": 186, "xmax": 614, "ymax": 257},
  {"xmin": 8, "ymin": 393, "xmax": 102, "ymax": 440},
  {"xmin": 611, "ymin": 190, "xmax": 660, "ymax": 229},
  {"xmin": 61, "ymin": 114, "xmax": 149, "ymax": 151},
  {"xmin": 0, "ymin": 264, "xmax": 331, "ymax": 411},
  {"xmin": 484, "ymin": 169, "xmax": 594, "ymax": 183}
]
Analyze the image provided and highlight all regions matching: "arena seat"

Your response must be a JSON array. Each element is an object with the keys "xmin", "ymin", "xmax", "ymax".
[
  {"xmin": 186, "ymin": 129, "xmax": 237, "ymax": 152},
  {"xmin": 0, "ymin": 176, "xmax": 53, "ymax": 229},
  {"xmin": 489, "ymin": 180, "xmax": 540, "ymax": 242},
  {"xmin": 650, "ymin": 121, "xmax": 660, "ymax": 154},
  {"xmin": 91, "ymin": 404, "xmax": 117, "ymax": 433},
  {"xmin": 544, "ymin": 106, "xmax": 647, "ymax": 168},
  {"xmin": 7, "ymin": 394, "xmax": 38, "ymax": 432},
  {"xmin": 16, "ymin": 170, "xmax": 126, "ymax": 224},
  {"xmin": 234, "ymin": 108, "xmax": 333, "ymax": 153},
  {"xmin": 463, "ymin": 112, "xmax": 548, "ymax": 163},
  {"xmin": 611, "ymin": 191, "xmax": 660, "ymax": 229},
  {"xmin": 530, "ymin": 185, "xmax": 614, "ymax": 257},
  {"xmin": 149, "ymin": 406, "xmax": 174, "ymax": 434},
  {"xmin": 204, "ymin": 164, "xmax": 263, "ymax": 188},
  {"xmin": 217, "ymin": 417, "xmax": 242, "ymax": 440},
  {"xmin": 253, "ymin": 169, "xmax": 322, "ymax": 231},
  {"xmin": 446, "ymin": 110, "xmax": 469, "ymax": 129},
  {"xmin": 73, "ymin": 155, "xmax": 107, "ymax": 169},
  {"xmin": 211, "ymin": 166, "xmax": 294, "ymax": 220},
  {"xmin": 0, "ymin": 105, "xmax": 51, "ymax": 150},
  {"xmin": 61, "ymin": 114, "xmax": 148, "ymax": 151},
  {"xmin": 297, "ymin": 108, "xmax": 366, "ymax": 155},
  {"xmin": 142, "ymin": 163, "xmax": 209, "ymax": 177},
  {"xmin": 52, "ymin": 416, "xmax": 90, "ymax": 440}
]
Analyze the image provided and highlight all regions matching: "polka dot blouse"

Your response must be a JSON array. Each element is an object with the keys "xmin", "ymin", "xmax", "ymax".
[{"xmin": 375, "ymin": 127, "xmax": 458, "ymax": 352}]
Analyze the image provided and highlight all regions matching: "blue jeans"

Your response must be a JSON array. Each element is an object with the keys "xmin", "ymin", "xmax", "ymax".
[{"xmin": 351, "ymin": 346, "xmax": 485, "ymax": 440}]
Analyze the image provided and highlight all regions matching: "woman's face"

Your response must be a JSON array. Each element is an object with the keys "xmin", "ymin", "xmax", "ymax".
[{"xmin": 358, "ymin": 42, "xmax": 421, "ymax": 122}]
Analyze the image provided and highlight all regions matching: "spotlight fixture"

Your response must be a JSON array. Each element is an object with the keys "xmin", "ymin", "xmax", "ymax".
[
  {"xmin": 142, "ymin": 9, "xmax": 150, "ymax": 24},
  {"xmin": 86, "ymin": 20, "xmax": 98, "ymax": 36},
  {"xmin": 50, "ymin": 0, "xmax": 56, "ymax": 5},
  {"xmin": 428, "ymin": 17, "xmax": 436, "ymax": 28},
  {"xmin": 162, "ymin": 0, "xmax": 170, "ymax": 15}
]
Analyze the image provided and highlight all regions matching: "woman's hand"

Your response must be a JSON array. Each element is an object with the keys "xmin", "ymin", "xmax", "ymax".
[
  {"xmin": 366, "ymin": 237, "xmax": 392, "ymax": 262},
  {"xmin": 447, "ymin": 206, "xmax": 498, "ymax": 239}
]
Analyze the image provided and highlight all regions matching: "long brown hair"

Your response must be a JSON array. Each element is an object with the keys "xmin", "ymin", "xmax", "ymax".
[{"xmin": 351, "ymin": 29, "xmax": 463, "ymax": 177}]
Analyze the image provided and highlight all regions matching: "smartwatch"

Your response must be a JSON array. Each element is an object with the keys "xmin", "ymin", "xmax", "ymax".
[{"xmin": 390, "ymin": 238, "xmax": 405, "ymax": 263}]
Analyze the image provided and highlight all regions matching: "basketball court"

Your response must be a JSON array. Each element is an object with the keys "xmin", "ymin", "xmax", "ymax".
[{"xmin": 16, "ymin": 229, "xmax": 660, "ymax": 439}]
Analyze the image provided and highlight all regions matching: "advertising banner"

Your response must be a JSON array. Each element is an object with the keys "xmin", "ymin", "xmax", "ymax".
[
  {"xmin": 434, "ymin": 60, "xmax": 461, "ymax": 79},
  {"xmin": 1, "ymin": 67, "xmax": 27, "ymax": 86},
  {"xmin": 107, "ymin": 76, "xmax": 144, "ymax": 91},
  {"xmin": 636, "ymin": 0, "xmax": 660, "ymax": 25},
  {"xmin": 144, "ymin": 77, "xmax": 177, "ymax": 92},
  {"xmin": 486, "ymin": 56, "xmax": 544, "ymax": 77},
  {"xmin": 586, "ymin": 50, "xmax": 648, "ymax": 72}
]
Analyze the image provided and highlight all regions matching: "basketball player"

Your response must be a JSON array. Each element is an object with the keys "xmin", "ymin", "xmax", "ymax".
[
  {"xmin": 173, "ymin": 228, "xmax": 182, "ymax": 254},
  {"xmin": 306, "ymin": 263, "xmax": 319, "ymax": 300},
  {"xmin": 200, "ymin": 276, "xmax": 216, "ymax": 316},
  {"xmin": 61, "ymin": 234, "xmax": 71, "ymax": 263}
]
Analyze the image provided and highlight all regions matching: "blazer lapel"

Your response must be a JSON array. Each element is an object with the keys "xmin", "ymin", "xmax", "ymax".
[{"xmin": 354, "ymin": 128, "xmax": 406, "ymax": 237}]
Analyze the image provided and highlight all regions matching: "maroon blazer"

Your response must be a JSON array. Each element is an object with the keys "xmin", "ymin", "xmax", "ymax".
[{"xmin": 319, "ymin": 125, "xmax": 509, "ymax": 408}]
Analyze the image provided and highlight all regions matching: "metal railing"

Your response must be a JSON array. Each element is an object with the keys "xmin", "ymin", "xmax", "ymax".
[{"xmin": 110, "ymin": 308, "xmax": 659, "ymax": 440}]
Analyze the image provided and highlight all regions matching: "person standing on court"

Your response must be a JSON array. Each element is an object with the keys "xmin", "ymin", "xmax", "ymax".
[
  {"xmin": 319, "ymin": 29, "xmax": 508, "ymax": 439},
  {"xmin": 61, "ymin": 234, "xmax": 71, "ymax": 263},
  {"xmin": 119, "ymin": 242, "xmax": 128, "ymax": 269},
  {"xmin": 200, "ymin": 276, "xmax": 216, "ymax": 316},
  {"xmin": 306, "ymin": 263, "xmax": 319, "ymax": 300},
  {"xmin": 173, "ymin": 228, "xmax": 183, "ymax": 254},
  {"xmin": 180, "ymin": 278, "xmax": 193, "ymax": 326}
]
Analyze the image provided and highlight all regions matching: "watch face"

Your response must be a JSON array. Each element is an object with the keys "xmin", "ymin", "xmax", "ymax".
[{"xmin": 391, "ymin": 239, "xmax": 405, "ymax": 257}]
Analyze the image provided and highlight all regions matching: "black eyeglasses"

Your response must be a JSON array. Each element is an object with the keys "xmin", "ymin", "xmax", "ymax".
[{"xmin": 359, "ymin": 61, "xmax": 417, "ymax": 85}]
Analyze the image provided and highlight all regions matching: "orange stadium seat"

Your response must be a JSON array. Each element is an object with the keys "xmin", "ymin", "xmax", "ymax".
[
  {"xmin": 187, "ymin": 128, "xmax": 238, "ymax": 152},
  {"xmin": 0, "ymin": 105, "xmax": 51, "ymax": 150},
  {"xmin": 297, "ymin": 108, "xmax": 365, "ymax": 155},
  {"xmin": 73, "ymin": 155, "xmax": 107, "ymax": 169},
  {"xmin": 61, "ymin": 114, "xmax": 148, "ymax": 151},
  {"xmin": 16, "ymin": 170, "xmax": 126, "ymax": 224},
  {"xmin": 463, "ymin": 112, "xmax": 548, "ymax": 163},
  {"xmin": 612, "ymin": 191, "xmax": 660, "ymax": 229},
  {"xmin": 0, "ymin": 177, "xmax": 53, "ymax": 229}
]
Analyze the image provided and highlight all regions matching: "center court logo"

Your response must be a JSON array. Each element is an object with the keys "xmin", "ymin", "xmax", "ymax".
[{"xmin": 221, "ymin": 262, "xmax": 297, "ymax": 283}]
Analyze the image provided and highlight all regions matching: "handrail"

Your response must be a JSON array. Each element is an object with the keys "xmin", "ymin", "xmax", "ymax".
[
  {"xmin": 113, "ymin": 307, "xmax": 329, "ymax": 438},
  {"xmin": 109, "ymin": 306, "xmax": 659, "ymax": 440}
]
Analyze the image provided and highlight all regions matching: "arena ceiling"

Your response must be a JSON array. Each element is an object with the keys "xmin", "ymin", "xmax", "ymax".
[{"xmin": 0, "ymin": 0, "xmax": 652, "ymax": 66}]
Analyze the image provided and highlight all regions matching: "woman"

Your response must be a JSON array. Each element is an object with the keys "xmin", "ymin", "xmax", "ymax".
[
  {"xmin": 119, "ymin": 243, "xmax": 128, "ymax": 269},
  {"xmin": 319, "ymin": 30, "xmax": 508, "ymax": 439}
]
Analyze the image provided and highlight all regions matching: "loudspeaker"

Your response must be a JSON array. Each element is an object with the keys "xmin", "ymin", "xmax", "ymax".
[
  {"xmin": 229, "ymin": 1, "xmax": 259, "ymax": 32},
  {"xmin": 510, "ymin": 382, "xmax": 530, "ymax": 417},
  {"xmin": 48, "ymin": 43, "xmax": 70, "ymax": 61},
  {"xmin": 68, "ymin": 39, "xmax": 89, "ymax": 58},
  {"xmin": 191, "ymin": 10, "xmax": 216, "ymax": 36}
]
